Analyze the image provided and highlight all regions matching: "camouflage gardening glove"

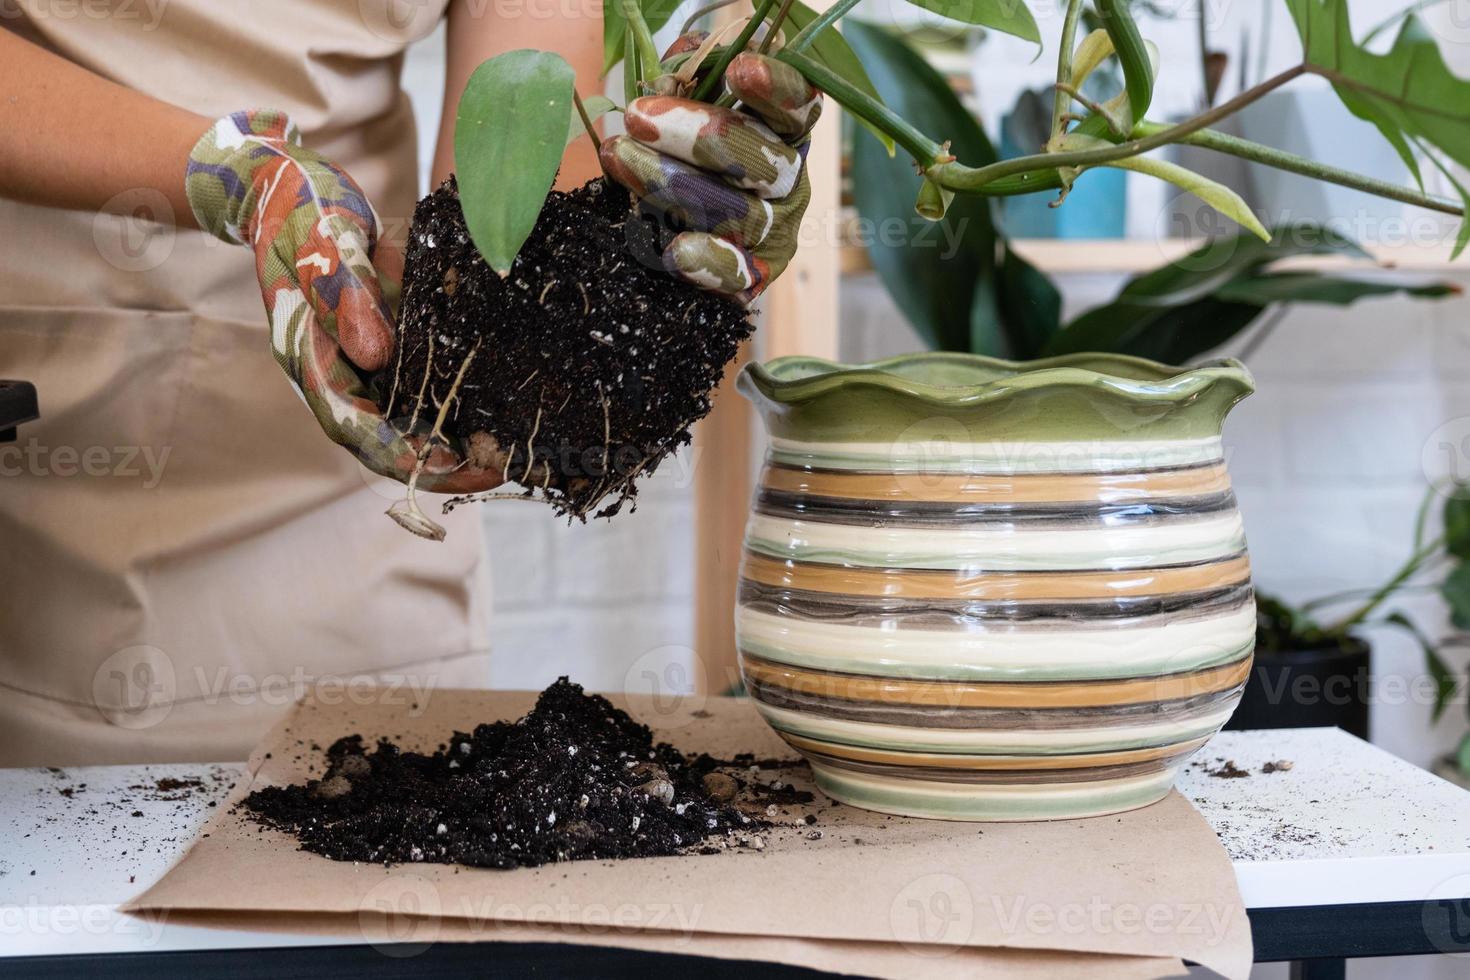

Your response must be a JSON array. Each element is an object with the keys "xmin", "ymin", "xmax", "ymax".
[
  {"xmin": 599, "ymin": 48, "xmax": 822, "ymax": 305},
  {"xmin": 185, "ymin": 110, "xmax": 502, "ymax": 494}
]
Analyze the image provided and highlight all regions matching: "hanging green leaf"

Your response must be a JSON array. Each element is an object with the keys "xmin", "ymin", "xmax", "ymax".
[
  {"xmin": 1070, "ymin": 29, "xmax": 1114, "ymax": 89},
  {"xmin": 1384, "ymin": 612, "xmax": 1456, "ymax": 722},
  {"xmin": 994, "ymin": 242, "xmax": 1062, "ymax": 359},
  {"xmin": 1288, "ymin": 0, "xmax": 1470, "ymax": 182},
  {"xmin": 783, "ymin": 4, "xmax": 894, "ymax": 155},
  {"xmin": 1042, "ymin": 226, "xmax": 1454, "ymax": 361},
  {"xmin": 1439, "ymin": 562, "xmax": 1470, "ymax": 631},
  {"xmin": 1417, "ymin": 142, "xmax": 1470, "ymax": 261},
  {"xmin": 896, "ymin": 0, "xmax": 1040, "ymax": 45},
  {"xmin": 1446, "ymin": 497, "xmax": 1470, "ymax": 560},
  {"xmin": 846, "ymin": 18, "xmax": 998, "ymax": 352},
  {"xmin": 455, "ymin": 50, "xmax": 575, "ymax": 275},
  {"xmin": 1096, "ymin": 0, "xmax": 1152, "ymax": 127},
  {"xmin": 1215, "ymin": 272, "xmax": 1458, "ymax": 306},
  {"xmin": 1094, "ymin": 154, "xmax": 1270, "ymax": 242},
  {"xmin": 1045, "ymin": 295, "xmax": 1264, "ymax": 362},
  {"xmin": 1115, "ymin": 225, "xmax": 1365, "ymax": 308},
  {"xmin": 566, "ymin": 95, "xmax": 620, "ymax": 147}
]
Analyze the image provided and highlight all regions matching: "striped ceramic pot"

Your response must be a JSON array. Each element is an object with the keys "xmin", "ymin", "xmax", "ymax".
[{"xmin": 734, "ymin": 353, "xmax": 1256, "ymax": 821}]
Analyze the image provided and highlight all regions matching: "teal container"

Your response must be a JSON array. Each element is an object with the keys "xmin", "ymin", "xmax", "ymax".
[{"xmin": 999, "ymin": 116, "xmax": 1128, "ymax": 239}]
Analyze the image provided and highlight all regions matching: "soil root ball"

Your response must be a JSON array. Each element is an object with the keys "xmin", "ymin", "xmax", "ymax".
[{"xmin": 383, "ymin": 177, "xmax": 754, "ymax": 520}]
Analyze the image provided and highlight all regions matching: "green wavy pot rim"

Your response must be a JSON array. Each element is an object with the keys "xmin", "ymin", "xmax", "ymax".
[{"xmin": 737, "ymin": 351, "xmax": 1256, "ymax": 409}]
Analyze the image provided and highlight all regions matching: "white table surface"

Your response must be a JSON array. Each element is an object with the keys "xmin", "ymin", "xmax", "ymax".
[{"xmin": 3, "ymin": 727, "xmax": 1468, "ymax": 959}]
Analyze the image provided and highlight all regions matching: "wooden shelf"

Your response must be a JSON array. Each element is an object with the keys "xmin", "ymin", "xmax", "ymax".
[{"xmin": 840, "ymin": 234, "xmax": 1468, "ymax": 277}]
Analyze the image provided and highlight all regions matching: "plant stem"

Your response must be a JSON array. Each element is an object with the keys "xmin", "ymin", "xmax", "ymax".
[
  {"xmin": 1145, "ymin": 123, "xmax": 1467, "ymax": 217},
  {"xmin": 929, "ymin": 64, "xmax": 1305, "ymax": 191},
  {"xmin": 1051, "ymin": 0, "xmax": 1086, "ymax": 140},
  {"xmin": 1363, "ymin": 0, "xmax": 1449, "ymax": 44},
  {"xmin": 760, "ymin": 0, "xmax": 797, "ymax": 54},
  {"xmin": 775, "ymin": 47, "xmax": 940, "ymax": 162},
  {"xmin": 1055, "ymin": 82, "xmax": 1126, "ymax": 137},
  {"xmin": 623, "ymin": 25, "xmax": 639, "ymax": 104},
  {"xmin": 1329, "ymin": 535, "xmax": 1446, "ymax": 633},
  {"xmin": 1300, "ymin": 582, "xmax": 1444, "ymax": 612},
  {"xmin": 620, "ymin": 0, "xmax": 664, "ymax": 83},
  {"xmin": 572, "ymin": 91, "xmax": 602, "ymax": 152},
  {"xmin": 692, "ymin": 0, "xmax": 777, "ymax": 102},
  {"xmin": 777, "ymin": 46, "xmax": 1070, "ymax": 197},
  {"xmin": 786, "ymin": 0, "xmax": 862, "ymax": 53},
  {"xmin": 1196, "ymin": 0, "xmax": 1212, "ymax": 107},
  {"xmin": 680, "ymin": 0, "xmax": 741, "ymax": 35},
  {"xmin": 1414, "ymin": 485, "xmax": 1436, "ymax": 552}
]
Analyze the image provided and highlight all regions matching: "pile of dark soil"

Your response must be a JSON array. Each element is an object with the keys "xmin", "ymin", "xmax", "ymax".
[
  {"xmin": 380, "ymin": 177, "xmax": 754, "ymax": 519},
  {"xmin": 241, "ymin": 679, "xmax": 767, "ymax": 869}
]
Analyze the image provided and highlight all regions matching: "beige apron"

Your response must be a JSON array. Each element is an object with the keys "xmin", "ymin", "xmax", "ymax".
[{"xmin": 0, "ymin": 0, "xmax": 493, "ymax": 767}]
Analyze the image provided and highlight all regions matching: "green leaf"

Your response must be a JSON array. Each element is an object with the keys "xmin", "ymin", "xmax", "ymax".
[
  {"xmin": 1095, "ymin": 154, "xmax": 1270, "ymax": 242},
  {"xmin": 784, "ymin": 5, "xmax": 894, "ymax": 155},
  {"xmin": 455, "ymin": 51, "xmax": 575, "ymax": 275},
  {"xmin": 896, "ymin": 0, "xmax": 1040, "ymax": 44},
  {"xmin": 1288, "ymin": 0, "xmax": 1470, "ymax": 178},
  {"xmin": 846, "ymin": 19, "xmax": 997, "ymax": 352},
  {"xmin": 1045, "ymin": 294, "xmax": 1265, "ymax": 361},
  {"xmin": 566, "ymin": 95, "xmax": 619, "ymax": 147},
  {"xmin": 967, "ymin": 273, "xmax": 1006, "ymax": 357},
  {"xmin": 995, "ymin": 242, "xmax": 1062, "ymax": 359},
  {"xmin": 1117, "ymin": 224, "xmax": 1366, "ymax": 308},
  {"xmin": 1070, "ymin": 29, "xmax": 1114, "ymax": 89},
  {"xmin": 1042, "ymin": 225, "xmax": 1415, "ymax": 361},
  {"xmin": 1384, "ymin": 611, "xmax": 1456, "ymax": 722},
  {"xmin": 603, "ymin": 0, "xmax": 683, "ymax": 75},
  {"xmin": 1096, "ymin": 0, "xmax": 1153, "ymax": 127},
  {"xmin": 1446, "ymin": 498, "xmax": 1470, "ymax": 560},
  {"xmin": 1417, "ymin": 141, "xmax": 1470, "ymax": 261},
  {"xmin": 1215, "ymin": 272, "xmax": 1458, "ymax": 306},
  {"xmin": 1442, "ymin": 563, "xmax": 1470, "ymax": 631}
]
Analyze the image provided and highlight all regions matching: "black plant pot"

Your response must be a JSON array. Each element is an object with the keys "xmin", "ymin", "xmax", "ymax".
[{"xmin": 1225, "ymin": 640, "xmax": 1371, "ymax": 740}]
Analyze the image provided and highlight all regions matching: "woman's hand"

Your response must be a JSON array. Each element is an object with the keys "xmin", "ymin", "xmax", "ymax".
[
  {"xmin": 598, "ymin": 47, "xmax": 822, "ymax": 306},
  {"xmin": 184, "ymin": 110, "xmax": 502, "ymax": 494}
]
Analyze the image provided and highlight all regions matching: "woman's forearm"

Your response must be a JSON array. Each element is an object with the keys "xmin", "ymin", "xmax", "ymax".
[
  {"xmin": 435, "ymin": 0, "xmax": 604, "ymax": 189},
  {"xmin": 0, "ymin": 31, "xmax": 208, "ymax": 227}
]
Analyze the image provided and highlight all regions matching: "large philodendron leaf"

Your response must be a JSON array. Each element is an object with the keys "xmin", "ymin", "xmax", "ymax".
[
  {"xmin": 1042, "ymin": 225, "xmax": 1456, "ymax": 360},
  {"xmin": 846, "ymin": 19, "xmax": 999, "ymax": 352},
  {"xmin": 1289, "ymin": 0, "xmax": 1470, "ymax": 178},
  {"xmin": 455, "ymin": 51, "xmax": 575, "ymax": 275},
  {"xmin": 897, "ymin": 0, "xmax": 1040, "ymax": 45}
]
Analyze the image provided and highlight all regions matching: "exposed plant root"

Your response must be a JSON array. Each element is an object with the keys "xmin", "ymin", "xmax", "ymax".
[{"xmin": 388, "ymin": 338, "xmax": 482, "ymax": 541}]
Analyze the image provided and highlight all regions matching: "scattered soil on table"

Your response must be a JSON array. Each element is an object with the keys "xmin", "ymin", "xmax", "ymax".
[
  {"xmin": 381, "ymin": 177, "xmax": 754, "ymax": 520},
  {"xmin": 241, "ymin": 678, "xmax": 775, "ymax": 869},
  {"xmin": 1205, "ymin": 759, "xmax": 1251, "ymax": 779}
]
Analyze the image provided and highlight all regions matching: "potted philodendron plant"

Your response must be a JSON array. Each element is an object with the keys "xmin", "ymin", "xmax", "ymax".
[
  {"xmin": 842, "ymin": 20, "xmax": 1459, "ymax": 361},
  {"xmin": 380, "ymin": 0, "xmax": 1470, "ymax": 540}
]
